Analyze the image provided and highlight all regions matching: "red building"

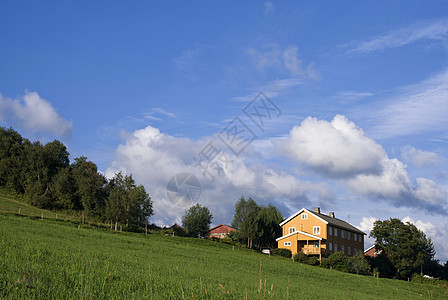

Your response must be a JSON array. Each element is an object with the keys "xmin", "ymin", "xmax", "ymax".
[
  {"xmin": 364, "ymin": 245, "xmax": 382, "ymax": 257},
  {"xmin": 206, "ymin": 224, "xmax": 236, "ymax": 239}
]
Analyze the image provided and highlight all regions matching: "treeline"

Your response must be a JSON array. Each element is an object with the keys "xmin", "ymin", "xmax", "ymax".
[{"xmin": 0, "ymin": 127, "xmax": 153, "ymax": 230}]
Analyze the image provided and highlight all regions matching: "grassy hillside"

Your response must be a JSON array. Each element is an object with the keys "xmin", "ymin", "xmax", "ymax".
[{"xmin": 1, "ymin": 195, "xmax": 447, "ymax": 299}]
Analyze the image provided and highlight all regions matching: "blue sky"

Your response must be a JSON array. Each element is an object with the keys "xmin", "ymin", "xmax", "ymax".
[{"xmin": 1, "ymin": 1, "xmax": 448, "ymax": 261}]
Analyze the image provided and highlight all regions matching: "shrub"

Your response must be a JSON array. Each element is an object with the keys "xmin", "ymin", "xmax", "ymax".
[
  {"xmin": 306, "ymin": 256, "xmax": 319, "ymax": 266},
  {"xmin": 320, "ymin": 258, "xmax": 331, "ymax": 268},
  {"xmin": 328, "ymin": 251, "xmax": 350, "ymax": 272},
  {"xmin": 293, "ymin": 252, "xmax": 308, "ymax": 263},
  {"xmin": 349, "ymin": 253, "xmax": 371, "ymax": 274},
  {"xmin": 272, "ymin": 248, "xmax": 292, "ymax": 258}
]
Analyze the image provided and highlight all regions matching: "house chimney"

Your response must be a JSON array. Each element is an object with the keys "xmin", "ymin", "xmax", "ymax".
[
  {"xmin": 314, "ymin": 207, "xmax": 320, "ymax": 214},
  {"xmin": 329, "ymin": 212, "xmax": 335, "ymax": 218}
]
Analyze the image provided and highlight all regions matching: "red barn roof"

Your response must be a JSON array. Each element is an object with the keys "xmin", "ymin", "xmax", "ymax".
[{"xmin": 208, "ymin": 224, "xmax": 236, "ymax": 235}]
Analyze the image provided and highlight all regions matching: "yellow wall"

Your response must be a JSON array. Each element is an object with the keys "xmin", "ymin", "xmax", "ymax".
[{"xmin": 277, "ymin": 210, "xmax": 365, "ymax": 257}]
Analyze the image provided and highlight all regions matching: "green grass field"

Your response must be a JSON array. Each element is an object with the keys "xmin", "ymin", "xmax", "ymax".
[{"xmin": 1, "ymin": 195, "xmax": 447, "ymax": 299}]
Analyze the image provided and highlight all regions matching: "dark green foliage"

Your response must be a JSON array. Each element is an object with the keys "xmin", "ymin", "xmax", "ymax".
[
  {"xmin": 272, "ymin": 248, "xmax": 291, "ymax": 258},
  {"xmin": 293, "ymin": 252, "xmax": 308, "ymax": 263},
  {"xmin": 231, "ymin": 196, "xmax": 282, "ymax": 249},
  {"xmin": 306, "ymin": 256, "xmax": 319, "ymax": 266},
  {"xmin": 365, "ymin": 253, "xmax": 396, "ymax": 277},
  {"xmin": 328, "ymin": 251, "xmax": 350, "ymax": 272},
  {"xmin": 349, "ymin": 253, "xmax": 371, "ymax": 274},
  {"xmin": 320, "ymin": 257, "xmax": 331, "ymax": 268},
  {"xmin": 106, "ymin": 172, "xmax": 153, "ymax": 230},
  {"xmin": 370, "ymin": 218, "xmax": 435, "ymax": 277},
  {"xmin": 182, "ymin": 204, "xmax": 213, "ymax": 237},
  {"xmin": 0, "ymin": 126, "xmax": 153, "ymax": 231}
]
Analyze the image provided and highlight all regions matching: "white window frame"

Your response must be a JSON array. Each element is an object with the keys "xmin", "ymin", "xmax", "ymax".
[
  {"xmin": 301, "ymin": 213, "xmax": 308, "ymax": 219},
  {"xmin": 334, "ymin": 228, "xmax": 338, "ymax": 237},
  {"xmin": 329, "ymin": 226, "xmax": 332, "ymax": 236},
  {"xmin": 313, "ymin": 226, "xmax": 320, "ymax": 235},
  {"xmin": 341, "ymin": 245, "xmax": 344, "ymax": 254},
  {"xmin": 329, "ymin": 242, "xmax": 333, "ymax": 251},
  {"xmin": 284, "ymin": 241, "xmax": 291, "ymax": 246},
  {"xmin": 289, "ymin": 227, "xmax": 296, "ymax": 234},
  {"xmin": 334, "ymin": 243, "xmax": 337, "ymax": 251}
]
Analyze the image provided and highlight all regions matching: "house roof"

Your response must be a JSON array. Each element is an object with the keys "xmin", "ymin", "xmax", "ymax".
[
  {"xmin": 280, "ymin": 208, "xmax": 366, "ymax": 235},
  {"xmin": 207, "ymin": 224, "xmax": 236, "ymax": 233},
  {"xmin": 276, "ymin": 229, "xmax": 322, "ymax": 242},
  {"xmin": 364, "ymin": 245, "xmax": 375, "ymax": 253}
]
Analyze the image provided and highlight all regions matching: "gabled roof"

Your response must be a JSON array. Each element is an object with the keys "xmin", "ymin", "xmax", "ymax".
[
  {"xmin": 280, "ymin": 208, "xmax": 366, "ymax": 235},
  {"xmin": 208, "ymin": 224, "xmax": 236, "ymax": 233},
  {"xmin": 364, "ymin": 245, "xmax": 375, "ymax": 253},
  {"xmin": 275, "ymin": 229, "xmax": 322, "ymax": 241}
]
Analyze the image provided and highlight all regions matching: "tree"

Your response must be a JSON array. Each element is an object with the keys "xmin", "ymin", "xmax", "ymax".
[
  {"xmin": 106, "ymin": 172, "xmax": 153, "ymax": 230},
  {"xmin": 231, "ymin": 197, "xmax": 282, "ymax": 249},
  {"xmin": 182, "ymin": 204, "xmax": 212, "ymax": 237},
  {"xmin": 328, "ymin": 251, "xmax": 350, "ymax": 272},
  {"xmin": 370, "ymin": 218, "xmax": 435, "ymax": 277},
  {"xmin": 349, "ymin": 253, "xmax": 371, "ymax": 274}
]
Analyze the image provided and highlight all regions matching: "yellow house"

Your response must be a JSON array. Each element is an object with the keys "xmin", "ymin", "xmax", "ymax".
[{"xmin": 276, "ymin": 207, "xmax": 366, "ymax": 259}]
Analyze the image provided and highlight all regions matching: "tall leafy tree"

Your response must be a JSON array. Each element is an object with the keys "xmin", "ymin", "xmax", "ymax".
[
  {"xmin": 0, "ymin": 127, "xmax": 26, "ymax": 192},
  {"xmin": 106, "ymin": 172, "xmax": 153, "ymax": 230},
  {"xmin": 182, "ymin": 204, "xmax": 212, "ymax": 237},
  {"xmin": 370, "ymin": 218, "xmax": 435, "ymax": 277},
  {"xmin": 72, "ymin": 157, "xmax": 107, "ymax": 217}
]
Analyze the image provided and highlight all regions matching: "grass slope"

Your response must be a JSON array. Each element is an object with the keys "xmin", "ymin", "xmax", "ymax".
[{"xmin": 1, "ymin": 195, "xmax": 447, "ymax": 299}]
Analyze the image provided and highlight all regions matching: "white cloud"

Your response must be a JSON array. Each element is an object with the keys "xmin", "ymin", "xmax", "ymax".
[
  {"xmin": 278, "ymin": 115, "xmax": 447, "ymax": 213},
  {"xmin": 277, "ymin": 115, "xmax": 386, "ymax": 177},
  {"xmin": 247, "ymin": 45, "xmax": 319, "ymax": 79},
  {"xmin": 106, "ymin": 125, "xmax": 333, "ymax": 225},
  {"xmin": 401, "ymin": 145, "xmax": 443, "ymax": 167},
  {"xmin": 334, "ymin": 91, "xmax": 373, "ymax": 104},
  {"xmin": 358, "ymin": 217, "xmax": 377, "ymax": 233},
  {"xmin": 366, "ymin": 69, "xmax": 448, "ymax": 139},
  {"xmin": 345, "ymin": 17, "xmax": 448, "ymax": 54},
  {"xmin": 283, "ymin": 46, "xmax": 302, "ymax": 76},
  {"xmin": 264, "ymin": 2, "xmax": 274, "ymax": 14},
  {"xmin": 0, "ymin": 91, "xmax": 72, "ymax": 138}
]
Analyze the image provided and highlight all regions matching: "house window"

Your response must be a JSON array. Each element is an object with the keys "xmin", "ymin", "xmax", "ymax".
[
  {"xmin": 289, "ymin": 227, "xmax": 296, "ymax": 234},
  {"xmin": 354, "ymin": 233, "xmax": 357, "ymax": 242},
  {"xmin": 341, "ymin": 230, "xmax": 345, "ymax": 239},
  {"xmin": 329, "ymin": 226, "xmax": 332, "ymax": 236},
  {"xmin": 341, "ymin": 245, "xmax": 344, "ymax": 254},
  {"xmin": 354, "ymin": 248, "xmax": 357, "ymax": 255},
  {"xmin": 334, "ymin": 228, "xmax": 338, "ymax": 237},
  {"xmin": 334, "ymin": 243, "xmax": 337, "ymax": 251},
  {"xmin": 347, "ymin": 232, "xmax": 350, "ymax": 240},
  {"xmin": 301, "ymin": 213, "xmax": 308, "ymax": 219},
  {"xmin": 284, "ymin": 241, "xmax": 291, "ymax": 246},
  {"xmin": 314, "ymin": 241, "xmax": 319, "ymax": 248},
  {"xmin": 313, "ymin": 226, "xmax": 320, "ymax": 235},
  {"xmin": 347, "ymin": 247, "xmax": 351, "ymax": 255},
  {"xmin": 329, "ymin": 243, "xmax": 333, "ymax": 251}
]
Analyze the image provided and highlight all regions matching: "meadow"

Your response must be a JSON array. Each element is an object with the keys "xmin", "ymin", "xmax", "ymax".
[{"xmin": 1, "ymin": 195, "xmax": 447, "ymax": 299}]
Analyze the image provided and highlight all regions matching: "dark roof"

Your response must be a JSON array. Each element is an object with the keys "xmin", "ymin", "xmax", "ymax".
[{"xmin": 313, "ymin": 211, "xmax": 366, "ymax": 235}]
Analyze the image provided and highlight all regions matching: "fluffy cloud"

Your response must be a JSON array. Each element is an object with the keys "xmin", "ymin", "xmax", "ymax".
[
  {"xmin": 106, "ymin": 125, "xmax": 333, "ymax": 225},
  {"xmin": 0, "ymin": 91, "xmax": 72, "ymax": 138},
  {"xmin": 401, "ymin": 145, "xmax": 443, "ymax": 167},
  {"xmin": 278, "ymin": 115, "xmax": 386, "ymax": 177},
  {"xmin": 278, "ymin": 115, "xmax": 447, "ymax": 214}
]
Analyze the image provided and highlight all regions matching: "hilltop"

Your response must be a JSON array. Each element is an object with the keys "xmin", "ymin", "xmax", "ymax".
[{"xmin": 1, "ymin": 194, "xmax": 447, "ymax": 299}]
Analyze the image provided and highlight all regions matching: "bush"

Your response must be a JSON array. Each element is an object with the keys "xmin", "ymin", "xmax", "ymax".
[
  {"xmin": 320, "ymin": 258, "xmax": 331, "ymax": 268},
  {"xmin": 293, "ymin": 252, "xmax": 308, "ymax": 263},
  {"xmin": 349, "ymin": 253, "xmax": 371, "ymax": 274},
  {"xmin": 306, "ymin": 256, "xmax": 319, "ymax": 266},
  {"xmin": 328, "ymin": 251, "xmax": 350, "ymax": 272},
  {"xmin": 272, "ymin": 248, "xmax": 292, "ymax": 258}
]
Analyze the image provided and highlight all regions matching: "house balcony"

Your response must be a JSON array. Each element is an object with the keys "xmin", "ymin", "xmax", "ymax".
[{"xmin": 301, "ymin": 245, "xmax": 323, "ymax": 255}]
